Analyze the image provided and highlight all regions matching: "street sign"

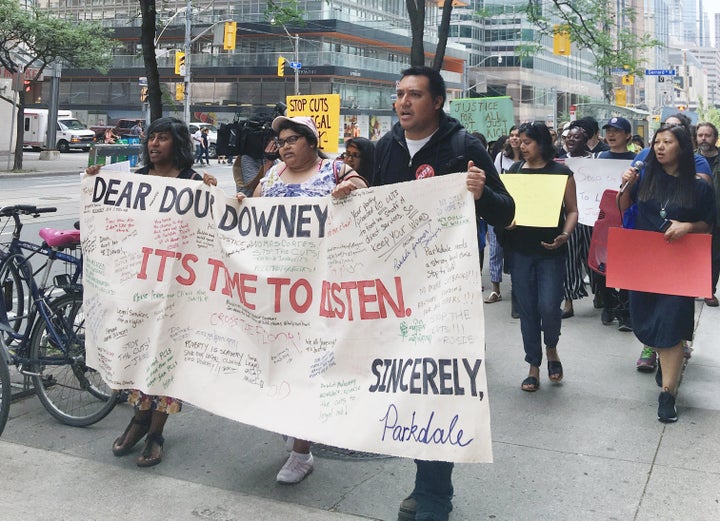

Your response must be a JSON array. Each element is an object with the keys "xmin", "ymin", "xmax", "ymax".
[
  {"xmin": 645, "ymin": 69, "xmax": 676, "ymax": 76},
  {"xmin": 290, "ymin": 61, "xmax": 302, "ymax": 70},
  {"xmin": 138, "ymin": 76, "xmax": 148, "ymax": 86},
  {"xmin": 611, "ymin": 67, "xmax": 628, "ymax": 75}
]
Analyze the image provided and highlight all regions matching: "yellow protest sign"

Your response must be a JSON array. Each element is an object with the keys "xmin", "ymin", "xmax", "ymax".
[
  {"xmin": 500, "ymin": 174, "xmax": 568, "ymax": 227},
  {"xmin": 286, "ymin": 94, "xmax": 341, "ymax": 153}
]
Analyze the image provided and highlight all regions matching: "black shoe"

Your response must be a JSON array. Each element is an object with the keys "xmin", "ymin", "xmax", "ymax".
[
  {"xmin": 398, "ymin": 496, "xmax": 416, "ymax": 521},
  {"xmin": 601, "ymin": 307, "xmax": 615, "ymax": 325},
  {"xmin": 658, "ymin": 391, "xmax": 678, "ymax": 423},
  {"xmin": 617, "ymin": 315, "xmax": 633, "ymax": 332}
]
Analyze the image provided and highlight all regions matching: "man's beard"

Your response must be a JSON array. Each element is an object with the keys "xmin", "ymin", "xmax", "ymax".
[{"xmin": 698, "ymin": 142, "xmax": 716, "ymax": 154}]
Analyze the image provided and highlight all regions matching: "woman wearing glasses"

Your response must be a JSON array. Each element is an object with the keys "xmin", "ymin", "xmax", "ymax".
[
  {"xmin": 238, "ymin": 116, "xmax": 367, "ymax": 483},
  {"xmin": 244, "ymin": 116, "xmax": 368, "ymax": 199},
  {"xmin": 342, "ymin": 137, "xmax": 375, "ymax": 181}
]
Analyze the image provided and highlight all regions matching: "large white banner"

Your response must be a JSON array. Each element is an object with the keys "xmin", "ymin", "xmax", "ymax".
[
  {"xmin": 565, "ymin": 157, "xmax": 632, "ymax": 226},
  {"xmin": 80, "ymin": 172, "xmax": 492, "ymax": 463}
]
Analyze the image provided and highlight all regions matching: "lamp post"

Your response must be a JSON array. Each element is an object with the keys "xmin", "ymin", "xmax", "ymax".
[
  {"xmin": 464, "ymin": 55, "xmax": 502, "ymax": 94},
  {"xmin": 183, "ymin": 0, "xmax": 191, "ymax": 124},
  {"xmin": 156, "ymin": 1, "xmax": 230, "ymax": 123},
  {"xmin": 271, "ymin": 19, "xmax": 300, "ymax": 95}
]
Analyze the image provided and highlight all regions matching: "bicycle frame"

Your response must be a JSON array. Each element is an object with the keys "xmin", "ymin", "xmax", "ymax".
[{"xmin": 0, "ymin": 208, "xmax": 83, "ymax": 370}]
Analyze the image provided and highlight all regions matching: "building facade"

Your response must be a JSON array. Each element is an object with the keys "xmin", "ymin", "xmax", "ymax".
[{"xmin": 32, "ymin": 0, "xmax": 468, "ymax": 134}]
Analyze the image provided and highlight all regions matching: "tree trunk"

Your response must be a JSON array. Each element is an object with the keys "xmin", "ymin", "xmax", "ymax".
[
  {"xmin": 406, "ymin": 0, "xmax": 426, "ymax": 67},
  {"xmin": 13, "ymin": 91, "xmax": 25, "ymax": 171},
  {"xmin": 432, "ymin": 0, "xmax": 454, "ymax": 71},
  {"xmin": 139, "ymin": 0, "xmax": 162, "ymax": 121}
]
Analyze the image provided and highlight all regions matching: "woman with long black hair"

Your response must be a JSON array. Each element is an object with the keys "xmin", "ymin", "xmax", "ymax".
[
  {"xmin": 504, "ymin": 122, "xmax": 578, "ymax": 392},
  {"xmin": 617, "ymin": 124, "xmax": 715, "ymax": 423}
]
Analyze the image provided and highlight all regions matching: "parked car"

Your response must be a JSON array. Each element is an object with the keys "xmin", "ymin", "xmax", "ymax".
[{"xmin": 188, "ymin": 122, "xmax": 218, "ymax": 158}]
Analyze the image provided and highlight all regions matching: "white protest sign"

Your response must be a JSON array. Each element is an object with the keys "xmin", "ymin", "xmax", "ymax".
[
  {"xmin": 80, "ymin": 173, "xmax": 493, "ymax": 463},
  {"xmin": 564, "ymin": 157, "xmax": 632, "ymax": 226}
]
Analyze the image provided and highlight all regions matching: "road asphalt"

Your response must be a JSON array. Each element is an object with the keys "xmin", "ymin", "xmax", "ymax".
[{"xmin": 1, "ymin": 151, "xmax": 719, "ymax": 520}]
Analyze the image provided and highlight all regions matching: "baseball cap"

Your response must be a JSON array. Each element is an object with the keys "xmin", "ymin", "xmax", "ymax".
[
  {"xmin": 602, "ymin": 117, "xmax": 631, "ymax": 133},
  {"xmin": 271, "ymin": 116, "xmax": 319, "ymax": 140}
]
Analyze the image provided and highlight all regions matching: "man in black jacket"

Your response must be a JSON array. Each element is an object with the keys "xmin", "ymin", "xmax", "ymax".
[{"xmin": 372, "ymin": 66, "xmax": 515, "ymax": 521}]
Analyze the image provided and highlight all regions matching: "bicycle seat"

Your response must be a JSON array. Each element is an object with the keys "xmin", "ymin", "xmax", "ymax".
[{"xmin": 39, "ymin": 228, "xmax": 81, "ymax": 248}]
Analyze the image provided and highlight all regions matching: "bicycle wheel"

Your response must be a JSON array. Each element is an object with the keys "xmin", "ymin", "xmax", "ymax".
[
  {"xmin": 0, "ymin": 359, "xmax": 10, "ymax": 435},
  {"xmin": 0, "ymin": 256, "xmax": 25, "ymax": 345},
  {"xmin": 29, "ymin": 293, "xmax": 117, "ymax": 426}
]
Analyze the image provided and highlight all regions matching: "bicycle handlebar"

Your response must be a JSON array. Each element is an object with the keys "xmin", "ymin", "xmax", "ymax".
[{"xmin": 0, "ymin": 205, "xmax": 57, "ymax": 217}]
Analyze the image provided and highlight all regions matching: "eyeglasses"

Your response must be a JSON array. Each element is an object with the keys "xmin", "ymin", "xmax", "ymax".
[
  {"xmin": 343, "ymin": 152, "xmax": 362, "ymax": 159},
  {"xmin": 275, "ymin": 135, "xmax": 302, "ymax": 147}
]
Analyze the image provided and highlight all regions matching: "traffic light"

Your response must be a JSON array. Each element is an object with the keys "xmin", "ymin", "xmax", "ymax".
[
  {"xmin": 23, "ymin": 80, "xmax": 31, "ymax": 93},
  {"xmin": 223, "ymin": 21, "xmax": 237, "ymax": 50},
  {"xmin": 553, "ymin": 25, "xmax": 571, "ymax": 56},
  {"xmin": 277, "ymin": 56, "xmax": 286, "ymax": 77},
  {"xmin": 622, "ymin": 74, "xmax": 634, "ymax": 86},
  {"xmin": 140, "ymin": 87, "xmax": 148, "ymax": 102},
  {"xmin": 175, "ymin": 51, "xmax": 185, "ymax": 76},
  {"xmin": 614, "ymin": 88, "xmax": 627, "ymax": 107},
  {"xmin": 175, "ymin": 83, "xmax": 185, "ymax": 101}
]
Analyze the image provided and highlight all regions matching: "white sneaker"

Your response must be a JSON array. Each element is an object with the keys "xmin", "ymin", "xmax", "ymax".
[{"xmin": 276, "ymin": 451, "xmax": 314, "ymax": 484}]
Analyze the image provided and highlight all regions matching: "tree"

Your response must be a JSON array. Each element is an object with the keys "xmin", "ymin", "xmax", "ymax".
[
  {"xmin": 406, "ymin": 0, "xmax": 454, "ymax": 71},
  {"xmin": 0, "ymin": 0, "xmax": 111, "ymax": 169},
  {"xmin": 525, "ymin": 0, "xmax": 661, "ymax": 103},
  {"xmin": 139, "ymin": 0, "xmax": 162, "ymax": 122},
  {"xmin": 265, "ymin": 0, "xmax": 305, "ymax": 26}
]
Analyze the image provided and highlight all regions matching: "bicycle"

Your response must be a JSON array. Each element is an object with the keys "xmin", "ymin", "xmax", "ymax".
[{"xmin": 0, "ymin": 205, "xmax": 117, "ymax": 435}]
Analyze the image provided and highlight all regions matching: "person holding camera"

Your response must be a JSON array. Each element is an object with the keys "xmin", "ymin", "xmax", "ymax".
[{"xmin": 617, "ymin": 124, "xmax": 716, "ymax": 423}]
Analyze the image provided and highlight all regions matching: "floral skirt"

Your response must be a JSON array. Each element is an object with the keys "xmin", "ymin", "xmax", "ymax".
[{"xmin": 124, "ymin": 390, "xmax": 182, "ymax": 414}]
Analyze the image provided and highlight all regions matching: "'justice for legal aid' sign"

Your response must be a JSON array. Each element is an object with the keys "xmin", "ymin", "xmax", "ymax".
[{"xmin": 81, "ymin": 172, "xmax": 492, "ymax": 463}]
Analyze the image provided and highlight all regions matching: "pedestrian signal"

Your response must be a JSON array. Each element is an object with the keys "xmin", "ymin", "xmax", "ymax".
[
  {"xmin": 140, "ymin": 87, "xmax": 148, "ymax": 102},
  {"xmin": 175, "ymin": 51, "xmax": 185, "ymax": 76},
  {"xmin": 175, "ymin": 83, "xmax": 185, "ymax": 101}
]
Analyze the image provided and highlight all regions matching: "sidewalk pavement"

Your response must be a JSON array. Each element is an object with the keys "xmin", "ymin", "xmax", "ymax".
[
  {"xmin": 0, "ymin": 151, "xmax": 90, "ymax": 176},
  {"xmin": 2, "ymin": 294, "xmax": 720, "ymax": 520}
]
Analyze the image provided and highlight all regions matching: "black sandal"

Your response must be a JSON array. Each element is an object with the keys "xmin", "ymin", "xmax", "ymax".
[
  {"xmin": 137, "ymin": 432, "xmax": 165, "ymax": 467},
  {"xmin": 521, "ymin": 376, "xmax": 540, "ymax": 392},
  {"xmin": 112, "ymin": 416, "xmax": 151, "ymax": 457},
  {"xmin": 548, "ymin": 360, "xmax": 564, "ymax": 382}
]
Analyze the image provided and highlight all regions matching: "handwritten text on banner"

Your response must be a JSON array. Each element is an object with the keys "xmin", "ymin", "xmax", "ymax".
[{"xmin": 80, "ymin": 173, "xmax": 492, "ymax": 463}]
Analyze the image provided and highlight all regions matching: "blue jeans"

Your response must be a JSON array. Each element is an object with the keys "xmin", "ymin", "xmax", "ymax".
[
  {"xmin": 411, "ymin": 460, "xmax": 454, "ymax": 520},
  {"xmin": 195, "ymin": 144, "xmax": 205, "ymax": 164},
  {"xmin": 509, "ymin": 251, "xmax": 565, "ymax": 367}
]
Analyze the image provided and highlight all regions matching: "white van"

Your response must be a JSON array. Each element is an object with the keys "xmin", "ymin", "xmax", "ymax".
[{"xmin": 24, "ymin": 109, "xmax": 96, "ymax": 152}]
